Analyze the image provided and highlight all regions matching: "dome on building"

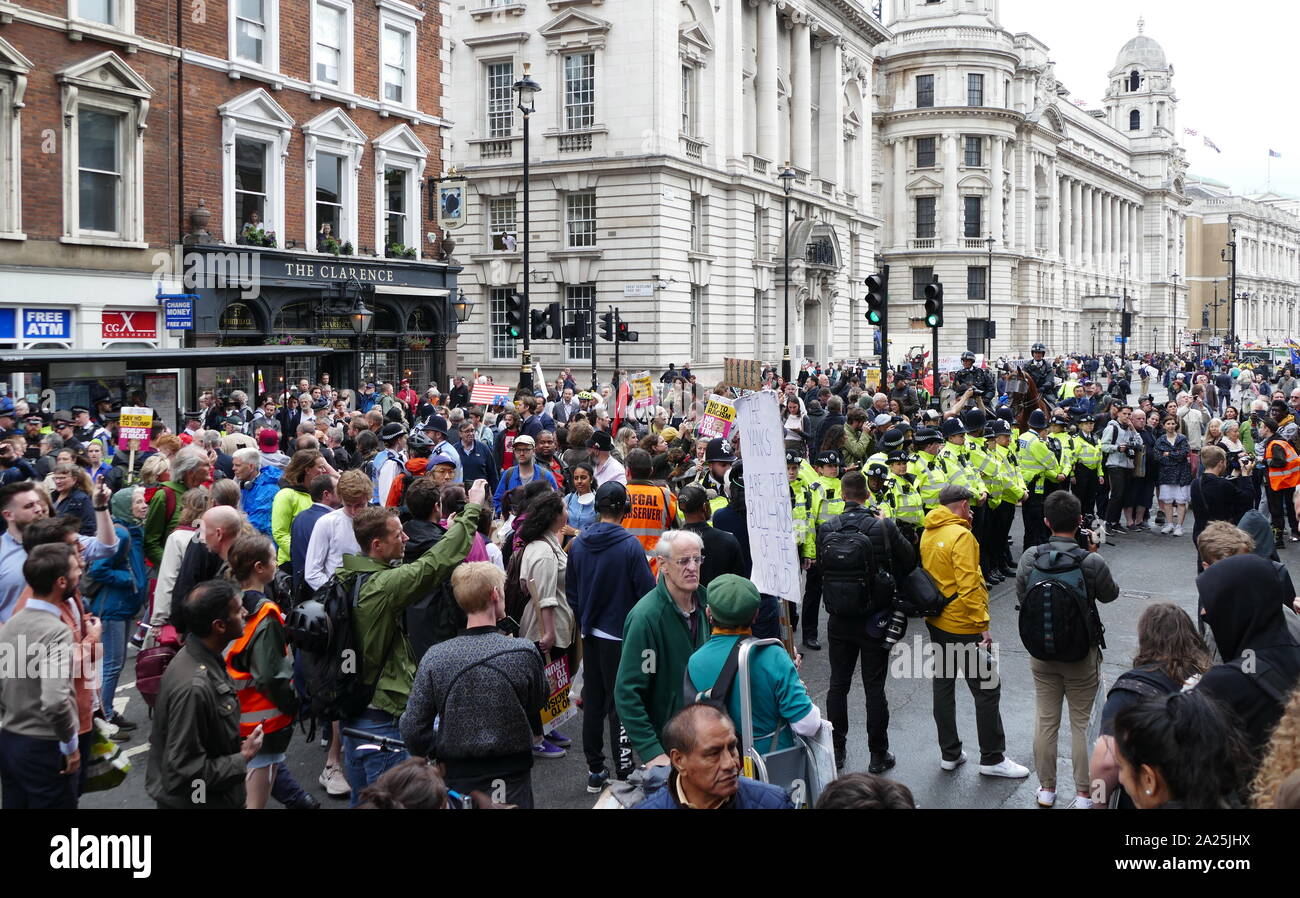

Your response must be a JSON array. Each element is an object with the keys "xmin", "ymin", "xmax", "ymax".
[{"xmin": 1114, "ymin": 33, "xmax": 1167, "ymax": 72}]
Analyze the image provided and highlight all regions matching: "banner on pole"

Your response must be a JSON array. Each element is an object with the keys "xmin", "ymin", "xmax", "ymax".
[
  {"xmin": 734, "ymin": 392, "xmax": 800, "ymax": 603},
  {"xmin": 724, "ymin": 357, "xmax": 764, "ymax": 392},
  {"xmin": 117, "ymin": 406, "xmax": 153, "ymax": 452},
  {"xmin": 697, "ymin": 394, "xmax": 736, "ymax": 439}
]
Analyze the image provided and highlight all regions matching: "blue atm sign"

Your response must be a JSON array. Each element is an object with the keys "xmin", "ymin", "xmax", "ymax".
[{"xmin": 163, "ymin": 298, "xmax": 194, "ymax": 330}]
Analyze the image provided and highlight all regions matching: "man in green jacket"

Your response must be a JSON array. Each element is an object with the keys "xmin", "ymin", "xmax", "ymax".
[
  {"xmin": 141, "ymin": 447, "xmax": 209, "ymax": 566},
  {"xmin": 614, "ymin": 529, "xmax": 711, "ymax": 767},
  {"xmin": 337, "ymin": 478, "xmax": 485, "ymax": 803}
]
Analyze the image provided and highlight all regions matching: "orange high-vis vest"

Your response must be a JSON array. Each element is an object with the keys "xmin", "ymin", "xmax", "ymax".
[
  {"xmin": 622, "ymin": 482, "xmax": 678, "ymax": 577},
  {"xmin": 1267, "ymin": 439, "xmax": 1300, "ymax": 491},
  {"xmin": 225, "ymin": 599, "xmax": 295, "ymax": 738}
]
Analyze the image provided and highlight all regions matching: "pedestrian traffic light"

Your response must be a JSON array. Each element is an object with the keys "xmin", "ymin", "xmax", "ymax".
[
  {"xmin": 600, "ymin": 311, "xmax": 615, "ymax": 342},
  {"xmin": 564, "ymin": 309, "xmax": 591, "ymax": 341},
  {"xmin": 924, "ymin": 278, "xmax": 944, "ymax": 328},
  {"xmin": 865, "ymin": 271, "xmax": 888, "ymax": 325},
  {"xmin": 530, "ymin": 302, "xmax": 560, "ymax": 340},
  {"xmin": 617, "ymin": 320, "xmax": 639, "ymax": 342},
  {"xmin": 505, "ymin": 292, "xmax": 524, "ymax": 339}
]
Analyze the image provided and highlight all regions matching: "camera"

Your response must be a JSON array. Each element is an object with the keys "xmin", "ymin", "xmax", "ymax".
[
  {"xmin": 1076, "ymin": 514, "xmax": 1102, "ymax": 551},
  {"xmin": 883, "ymin": 609, "xmax": 907, "ymax": 646}
]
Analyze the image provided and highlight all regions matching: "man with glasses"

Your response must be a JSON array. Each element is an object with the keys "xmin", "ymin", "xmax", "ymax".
[{"xmin": 614, "ymin": 529, "xmax": 710, "ymax": 770}]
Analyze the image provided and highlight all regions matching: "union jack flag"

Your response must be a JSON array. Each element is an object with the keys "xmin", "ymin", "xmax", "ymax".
[
  {"xmin": 1183, "ymin": 127, "xmax": 1198, "ymax": 136},
  {"xmin": 1204, "ymin": 136, "xmax": 1222, "ymax": 153}
]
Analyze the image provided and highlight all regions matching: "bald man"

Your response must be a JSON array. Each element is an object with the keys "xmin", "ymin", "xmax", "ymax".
[{"xmin": 200, "ymin": 506, "xmax": 243, "ymax": 573}]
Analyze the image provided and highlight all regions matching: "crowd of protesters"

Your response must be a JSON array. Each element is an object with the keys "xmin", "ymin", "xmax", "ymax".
[{"xmin": 0, "ymin": 348, "xmax": 1296, "ymax": 812}]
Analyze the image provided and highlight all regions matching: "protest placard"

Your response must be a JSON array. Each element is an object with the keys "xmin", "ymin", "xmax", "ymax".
[
  {"xmin": 865, "ymin": 366, "xmax": 881, "ymax": 391},
  {"xmin": 631, "ymin": 370, "xmax": 654, "ymax": 409},
  {"xmin": 734, "ymin": 392, "xmax": 800, "ymax": 603},
  {"xmin": 117, "ymin": 407, "xmax": 153, "ymax": 453},
  {"xmin": 724, "ymin": 358, "xmax": 764, "ymax": 392},
  {"xmin": 696, "ymin": 394, "xmax": 736, "ymax": 439},
  {"xmin": 539, "ymin": 656, "xmax": 577, "ymax": 733},
  {"xmin": 939, "ymin": 354, "xmax": 987, "ymax": 373}
]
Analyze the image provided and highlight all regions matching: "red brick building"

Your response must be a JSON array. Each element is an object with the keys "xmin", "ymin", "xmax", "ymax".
[{"xmin": 0, "ymin": 0, "xmax": 458, "ymax": 410}]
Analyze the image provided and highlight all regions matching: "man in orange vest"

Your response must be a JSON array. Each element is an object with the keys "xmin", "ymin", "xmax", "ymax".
[
  {"xmin": 1260, "ymin": 416, "xmax": 1300, "ymax": 544},
  {"xmin": 622, "ymin": 449, "xmax": 677, "ymax": 577},
  {"xmin": 224, "ymin": 533, "xmax": 297, "ymax": 809}
]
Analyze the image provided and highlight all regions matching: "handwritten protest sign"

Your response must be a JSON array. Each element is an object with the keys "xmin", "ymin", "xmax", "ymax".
[
  {"xmin": 735, "ymin": 392, "xmax": 800, "ymax": 603},
  {"xmin": 696, "ymin": 395, "xmax": 736, "ymax": 440},
  {"xmin": 939, "ymin": 354, "xmax": 986, "ymax": 373},
  {"xmin": 865, "ymin": 366, "xmax": 881, "ymax": 391},
  {"xmin": 117, "ymin": 407, "xmax": 153, "ymax": 453},
  {"xmin": 724, "ymin": 358, "xmax": 764, "ymax": 392}
]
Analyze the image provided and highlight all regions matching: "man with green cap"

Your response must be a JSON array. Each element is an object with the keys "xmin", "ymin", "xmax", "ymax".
[{"xmin": 684, "ymin": 574, "xmax": 820, "ymax": 753}]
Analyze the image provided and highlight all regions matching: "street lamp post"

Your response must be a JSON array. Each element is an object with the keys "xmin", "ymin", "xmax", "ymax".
[
  {"xmin": 513, "ymin": 63, "xmax": 542, "ymax": 391},
  {"xmin": 985, "ymin": 234, "xmax": 994, "ymax": 359},
  {"xmin": 349, "ymin": 291, "xmax": 375, "ymax": 390},
  {"xmin": 779, "ymin": 164, "xmax": 796, "ymax": 385},
  {"xmin": 1090, "ymin": 323, "xmax": 1097, "ymax": 357},
  {"xmin": 1152, "ymin": 326, "xmax": 1157, "ymax": 355},
  {"xmin": 1222, "ymin": 226, "xmax": 1237, "ymax": 354}
]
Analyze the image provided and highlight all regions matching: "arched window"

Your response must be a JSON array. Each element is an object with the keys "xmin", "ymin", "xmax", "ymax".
[
  {"xmin": 1129, "ymin": 109, "xmax": 1141, "ymax": 131},
  {"xmin": 1129, "ymin": 70, "xmax": 1140, "ymax": 92}
]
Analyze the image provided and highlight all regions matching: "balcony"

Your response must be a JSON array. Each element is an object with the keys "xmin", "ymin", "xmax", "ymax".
[
  {"xmin": 910, "ymin": 238, "xmax": 937, "ymax": 250},
  {"xmin": 681, "ymin": 135, "xmax": 704, "ymax": 162},
  {"xmin": 963, "ymin": 237, "xmax": 988, "ymax": 250},
  {"xmin": 558, "ymin": 132, "xmax": 593, "ymax": 153},
  {"xmin": 479, "ymin": 140, "xmax": 514, "ymax": 160},
  {"xmin": 745, "ymin": 154, "xmax": 771, "ymax": 175}
]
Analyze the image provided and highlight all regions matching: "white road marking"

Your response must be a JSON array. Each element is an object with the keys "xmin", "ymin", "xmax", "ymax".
[{"xmin": 122, "ymin": 743, "xmax": 150, "ymax": 759}]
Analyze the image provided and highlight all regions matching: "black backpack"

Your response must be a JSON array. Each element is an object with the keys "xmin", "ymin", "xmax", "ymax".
[
  {"xmin": 291, "ymin": 570, "xmax": 395, "ymax": 723},
  {"xmin": 818, "ymin": 515, "xmax": 892, "ymax": 617},
  {"xmin": 1017, "ymin": 546, "xmax": 1102, "ymax": 662}
]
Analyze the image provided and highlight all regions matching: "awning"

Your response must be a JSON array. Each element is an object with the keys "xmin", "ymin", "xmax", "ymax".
[
  {"xmin": 372, "ymin": 285, "xmax": 450, "ymax": 298},
  {"xmin": 0, "ymin": 344, "xmax": 335, "ymax": 373}
]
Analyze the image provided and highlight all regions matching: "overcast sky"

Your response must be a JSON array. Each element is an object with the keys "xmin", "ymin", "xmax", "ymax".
[{"xmin": 998, "ymin": 0, "xmax": 1299, "ymax": 198}]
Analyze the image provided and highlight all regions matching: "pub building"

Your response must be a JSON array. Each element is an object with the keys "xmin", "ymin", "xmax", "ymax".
[{"xmin": 186, "ymin": 246, "xmax": 464, "ymax": 399}]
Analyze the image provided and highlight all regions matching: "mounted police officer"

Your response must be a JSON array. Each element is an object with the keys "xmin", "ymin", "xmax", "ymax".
[
  {"xmin": 952, "ymin": 351, "xmax": 995, "ymax": 409},
  {"xmin": 1025, "ymin": 343, "xmax": 1055, "ymax": 394}
]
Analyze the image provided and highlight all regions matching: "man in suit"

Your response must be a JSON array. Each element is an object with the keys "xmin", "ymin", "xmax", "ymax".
[
  {"xmin": 202, "ymin": 430, "xmax": 235, "ymax": 480},
  {"xmin": 277, "ymin": 393, "xmax": 311, "ymax": 453}
]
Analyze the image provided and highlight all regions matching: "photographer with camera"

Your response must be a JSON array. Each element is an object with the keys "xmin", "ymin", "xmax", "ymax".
[
  {"xmin": 1016, "ymin": 490, "xmax": 1120, "ymax": 808},
  {"xmin": 0, "ymin": 438, "xmax": 36, "ymax": 485},
  {"xmin": 819, "ymin": 471, "xmax": 915, "ymax": 775},
  {"xmin": 1189, "ymin": 445, "xmax": 1257, "ymax": 571},
  {"xmin": 953, "ymin": 352, "xmax": 995, "ymax": 408}
]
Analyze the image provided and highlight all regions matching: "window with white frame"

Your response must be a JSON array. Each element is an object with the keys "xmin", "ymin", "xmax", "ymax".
[
  {"xmin": 380, "ymin": 18, "xmax": 416, "ymax": 108},
  {"xmin": 77, "ymin": 108, "xmax": 123, "ymax": 234},
  {"xmin": 563, "ymin": 52, "xmax": 594, "ymax": 131},
  {"xmin": 753, "ymin": 206, "xmax": 766, "ymax": 258},
  {"xmin": 691, "ymin": 286, "xmax": 704, "ymax": 361},
  {"xmin": 486, "ymin": 62, "xmax": 514, "ymax": 138},
  {"xmin": 489, "ymin": 197, "xmax": 517, "ymax": 251},
  {"xmin": 681, "ymin": 65, "xmax": 695, "ymax": 135},
  {"xmin": 753, "ymin": 289, "xmax": 763, "ymax": 358},
  {"xmin": 76, "ymin": 0, "xmax": 114, "ymax": 24},
  {"xmin": 70, "ymin": 0, "xmax": 136, "ymax": 33},
  {"xmin": 58, "ymin": 53, "xmax": 151, "ymax": 246},
  {"xmin": 232, "ymin": 0, "xmax": 278, "ymax": 71},
  {"xmin": 690, "ymin": 195, "xmax": 703, "ymax": 252},
  {"xmin": 303, "ymin": 107, "xmax": 365, "ymax": 251},
  {"xmin": 564, "ymin": 285, "xmax": 594, "ymax": 362},
  {"xmin": 489, "ymin": 287, "xmax": 517, "ymax": 362},
  {"xmin": 371, "ymin": 122, "xmax": 428, "ymax": 256},
  {"xmin": 312, "ymin": 0, "xmax": 352, "ymax": 91},
  {"xmin": 234, "ymin": 138, "xmax": 269, "ymax": 233},
  {"xmin": 383, "ymin": 166, "xmax": 408, "ymax": 249},
  {"xmin": 566, "ymin": 192, "xmax": 596, "ymax": 248},
  {"xmin": 220, "ymin": 88, "xmax": 293, "ymax": 245},
  {"xmin": 0, "ymin": 38, "xmax": 30, "ymax": 240}
]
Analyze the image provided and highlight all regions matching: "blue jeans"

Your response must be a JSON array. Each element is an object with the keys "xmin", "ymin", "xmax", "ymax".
[
  {"xmin": 100, "ymin": 618, "xmax": 128, "ymax": 714},
  {"xmin": 341, "ymin": 710, "xmax": 408, "ymax": 808}
]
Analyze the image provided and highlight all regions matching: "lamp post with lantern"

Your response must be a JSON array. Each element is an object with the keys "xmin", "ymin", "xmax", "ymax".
[{"xmin": 512, "ymin": 63, "xmax": 542, "ymax": 390}]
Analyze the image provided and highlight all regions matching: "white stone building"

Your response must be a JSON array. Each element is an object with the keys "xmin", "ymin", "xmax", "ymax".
[
  {"xmin": 443, "ymin": 0, "xmax": 1193, "ymax": 383},
  {"xmin": 877, "ymin": 0, "xmax": 1188, "ymax": 359},
  {"xmin": 444, "ymin": 0, "xmax": 889, "ymax": 384}
]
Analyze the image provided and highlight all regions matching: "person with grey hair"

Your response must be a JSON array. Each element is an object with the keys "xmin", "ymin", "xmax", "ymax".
[
  {"xmin": 35, "ymin": 434, "xmax": 64, "ymax": 480},
  {"xmin": 203, "ymin": 430, "xmax": 234, "ymax": 480},
  {"xmin": 614, "ymin": 527, "xmax": 710, "ymax": 769},
  {"xmin": 142, "ymin": 447, "xmax": 211, "ymax": 567}
]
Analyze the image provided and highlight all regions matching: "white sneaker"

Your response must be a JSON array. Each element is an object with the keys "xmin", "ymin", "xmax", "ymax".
[
  {"xmin": 319, "ymin": 763, "xmax": 351, "ymax": 797},
  {"xmin": 1161, "ymin": 523, "xmax": 1174, "ymax": 534},
  {"xmin": 1147, "ymin": 519, "xmax": 1160, "ymax": 532},
  {"xmin": 979, "ymin": 757, "xmax": 1031, "ymax": 778},
  {"xmin": 1069, "ymin": 795, "xmax": 1094, "ymax": 809},
  {"xmin": 1036, "ymin": 788, "xmax": 1057, "ymax": 808},
  {"xmin": 1173, "ymin": 525, "xmax": 1184, "ymax": 537},
  {"xmin": 940, "ymin": 751, "xmax": 968, "ymax": 771}
]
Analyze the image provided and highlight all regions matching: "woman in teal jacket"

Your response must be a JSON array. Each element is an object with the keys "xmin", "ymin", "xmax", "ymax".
[{"xmin": 87, "ymin": 488, "xmax": 149, "ymax": 729}]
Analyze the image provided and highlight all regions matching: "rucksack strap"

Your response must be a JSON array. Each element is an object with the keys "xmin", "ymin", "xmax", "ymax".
[
  {"xmin": 444, "ymin": 646, "xmax": 539, "ymax": 713},
  {"xmin": 1227, "ymin": 656, "xmax": 1294, "ymax": 704},
  {"xmin": 701, "ymin": 636, "xmax": 751, "ymax": 707}
]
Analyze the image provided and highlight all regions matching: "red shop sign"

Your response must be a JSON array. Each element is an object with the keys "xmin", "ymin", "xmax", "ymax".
[{"xmin": 102, "ymin": 310, "xmax": 158, "ymax": 340}]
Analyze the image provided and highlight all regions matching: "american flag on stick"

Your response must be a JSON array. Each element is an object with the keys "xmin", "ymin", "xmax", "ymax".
[{"xmin": 469, "ymin": 383, "xmax": 511, "ymax": 407}]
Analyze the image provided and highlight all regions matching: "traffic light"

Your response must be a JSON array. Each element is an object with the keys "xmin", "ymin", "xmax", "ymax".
[
  {"xmin": 1121, "ymin": 311, "xmax": 1133, "ymax": 342},
  {"xmin": 1202, "ymin": 307, "xmax": 1210, "ymax": 328},
  {"xmin": 505, "ymin": 292, "xmax": 524, "ymax": 339},
  {"xmin": 600, "ymin": 311, "xmax": 615, "ymax": 342},
  {"xmin": 865, "ymin": 272, "xmax": 888, "ymax": 325},
  {"xmin": 617, "ymin": 320, "xmax": 639, "ymax": 342},
  {"xmin": 923, "ymin": 278, "xmax": 944, "ymax": 328},
  {"xmin": 563, "ymin": 309, "xmax": 590, "ymax": 341},
  {"xmin": 530, "ymin": 302, "xmax": 560, "ymax": 340}
]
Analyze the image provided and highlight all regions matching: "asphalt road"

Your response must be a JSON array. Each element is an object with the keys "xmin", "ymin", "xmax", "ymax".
[{"xmin": 78, "ymin": 375, "xmax": 1260, "ymax": 810}]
